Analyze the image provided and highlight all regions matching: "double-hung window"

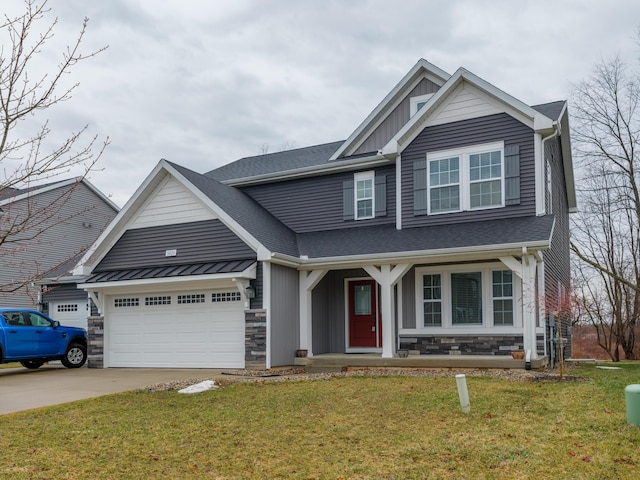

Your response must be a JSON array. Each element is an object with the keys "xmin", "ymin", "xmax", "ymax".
[
  {"xmin": 422, "ymin": 273, "xmax": 442, "ymax": 326},
  {"xmin": 354, "ymin": 171, "xmax": 374, "ymax": 220},
  {"xmin": 492, "ymin": 270, "xmax": 514, "ymax": 326},
  {"xmin": 427, "ymin": 142, "xmax": 504, "ymax": 214}
]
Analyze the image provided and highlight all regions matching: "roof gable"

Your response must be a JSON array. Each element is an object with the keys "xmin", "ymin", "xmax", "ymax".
[{"xmin": 330, "ymin": 59, "xmax": 450, "ymax": 160}]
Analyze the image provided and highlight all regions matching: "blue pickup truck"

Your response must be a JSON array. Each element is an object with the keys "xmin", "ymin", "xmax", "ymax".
[{"xmin": 0, "ymin": 308, "xmax": 87, "ymax": 369}]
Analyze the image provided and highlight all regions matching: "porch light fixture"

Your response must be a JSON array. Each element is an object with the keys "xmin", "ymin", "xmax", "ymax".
[{"xmin": 245, "ymin": 285, "xmax": 256, "ymax": 299}]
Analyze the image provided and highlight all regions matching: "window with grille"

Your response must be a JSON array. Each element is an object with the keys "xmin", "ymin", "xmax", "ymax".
[
  {"xmin": 212, "ymin": 291, "xmax": 241, "ymax": 302},
  {"xmin": 114, "ymin": 298, "xmax": 139, "ymax": 308},
  {"xmin": 145, "ymin": 296, "xmax": 172, "ymax": 306},
  {"xmin": 178, "ymin": 294, "xmax": 206, "ymax": 304}
]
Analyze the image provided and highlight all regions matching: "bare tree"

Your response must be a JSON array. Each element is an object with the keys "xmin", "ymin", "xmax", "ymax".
[
  {"xmin": 570, "ymin": 54, "xmax": 640, "ymax": 360},
  {"xmin": 0, "ymin": 0, "xmax": 108, "ymax": 296}
]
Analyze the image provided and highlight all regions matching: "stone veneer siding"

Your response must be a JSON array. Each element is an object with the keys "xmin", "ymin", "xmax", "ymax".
[
  {"xmin": 245, "ymin": 309, "xmax": 267, "ymax": 369},
  {"xmin": 87, "ymin": 316, "xmax": 104, "ymax": 368},
  {"xmin": 399, "ymin": 335, "xmax": 536, "ymax": 356}
]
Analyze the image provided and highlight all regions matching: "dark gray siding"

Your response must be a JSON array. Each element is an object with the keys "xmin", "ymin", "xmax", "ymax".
[
  {"xmin": 541, "ymin": 136, "xmax": 572, "ymax": 354},
  {"xmin": 249, "ymin": 261, "xmax": 263, "ymax": 310},
  {"xmin": 241, "ymin": 165, "xmax": 396, "ymax": 234},
  {"xmin": 401, "ymin": 113, "xmax": 535, "ymax": 228},
  {"xmin": 312, "ymin": 269, "xmax": 367, "ymax": 354},
  {"xmin": 354, "ymin": 78, "xmax": 441, "ymax": 155},
  {"xmin": 95, "ymin": 220, "xmax": 255, "ymax": 271},
  {"xmin": 401, "ymin": 267, "xmax": 417, "ymax": 329},
  {"xmin": 269, "ymin": 264, "xmax": 299, "ymax": 366}
]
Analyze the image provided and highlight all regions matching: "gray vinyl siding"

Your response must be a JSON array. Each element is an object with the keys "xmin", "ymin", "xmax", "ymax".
[
  {"xmin": 269, "ymin": 264, "xmax": 299, "ymax": 366},
  {"xmin": 354, "ymin": 78, "xmax": 441, "ymax": 155},
  {"xmin": 541, "ymin": 136, "xmax": 572, "ymax": 354},
  {"xmin": 94, "ymin": 220, "xmax": 255, "ymax": 271},
  {"xmin": 401, "ymin": 267, "xmax": 417, "ymax": 329},
  {"xmin": 312, "ymin": 269, "xmax": 366, "ymax": 354},
  {"xmin": 250, "ymin": 262, "xmax": 263, "ymax": 310},
  {"xmin": 401, "ymin": 113, "xmax": 535, "ymax": 228},
  {"xmin": 241, "ymin": 165, "xmax": 396, "ymax": 233},
  {"xmin": 0, "ymin": 182, "xmax": 118, "ymax": 308}
]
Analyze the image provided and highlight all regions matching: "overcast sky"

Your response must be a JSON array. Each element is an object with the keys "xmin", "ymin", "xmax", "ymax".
[{"xmin": 4, "ymin": 0, "xmax": 640, "ymax": 207}]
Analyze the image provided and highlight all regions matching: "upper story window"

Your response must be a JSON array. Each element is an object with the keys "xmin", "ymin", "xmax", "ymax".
[
  {"xmin": 427, "ymin": 142, "xmax": 504, "ymax": 215},
  {"xmin": 354, "ymin": 171, "xmax": 374, "ymax": 220},
  {"xmin": 410, "ymin": 93, "xmax": 435, "ymax": 116},
  {"xmin": 343, "ymin": 171, "xmax": 387, "ymax": 221}
]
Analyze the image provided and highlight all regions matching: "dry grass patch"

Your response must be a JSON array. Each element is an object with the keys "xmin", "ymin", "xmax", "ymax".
[{"xmin": 1, "ymin": 363, "xmax": 639, "ymax": 479}]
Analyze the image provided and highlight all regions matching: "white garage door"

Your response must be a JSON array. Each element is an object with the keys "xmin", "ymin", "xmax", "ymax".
[
  {"xmin": 50, "ymin": 300, "xmax": 89, "ymax": 330},
  {"xmin": 106, "ymin": 290, "xmax": 245, "ymax": 368}
]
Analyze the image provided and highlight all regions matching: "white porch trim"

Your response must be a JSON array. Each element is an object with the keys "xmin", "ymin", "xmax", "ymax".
[{"xmin": 363, "ymin": 264, "xmax": 411, "ymax": 358}]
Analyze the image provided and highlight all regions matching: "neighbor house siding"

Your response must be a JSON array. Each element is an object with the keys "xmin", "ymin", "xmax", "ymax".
[
  {"xmin": 0, "ymin": 182, "xmax": 117, "ymax": 308},
  {"xmin": 94, "ymin": 219, "xmax": 256, "ymax": 271},
  {"xmin": 401, "ymin": 113, "xmax": 535, "ymax": 228},
  {"xmin": 42, "ymin": 283, "xmax": 87, "ymax": 303},
  {"xmin": 354, "ymin": 78, "xmax": 441, "ymax": 155},
  {"xmin": 241, "ymin": 165, "xmax": 395, "ymax": 233},
  {"xmin": 269, "ymin": 264, "xmax": 299, "ymax": 366}
]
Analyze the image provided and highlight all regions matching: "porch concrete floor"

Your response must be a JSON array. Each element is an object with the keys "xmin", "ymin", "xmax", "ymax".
[{"xmin": 294, "ymin": 353, "xmax": 548, "ymax": 370}]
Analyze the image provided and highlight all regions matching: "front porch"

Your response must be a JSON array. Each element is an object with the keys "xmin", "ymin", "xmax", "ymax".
[{"xmin": 293, "ymin": 353, "xmax": 549, "ymax": 371}]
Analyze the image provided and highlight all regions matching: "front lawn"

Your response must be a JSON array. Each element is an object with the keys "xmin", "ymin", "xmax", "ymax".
[{"xmin": 1, "ymin": 364, "xmax": 639, "ymax": 479}]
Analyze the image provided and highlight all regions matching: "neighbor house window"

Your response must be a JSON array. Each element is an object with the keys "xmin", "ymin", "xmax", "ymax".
[
  {"xmin": 354, "ymin": 171, "xmax": 374, "ymax": 220},
  {"xmin": 492, "ymin": 270, "xmax": 513, "ymax": 326},
  {"xmin": 422, "ymin": 274, "xmax": 442, "ymax": 326},
  {"xmin": 427, "ymin": 142, "xmax": 504, "ymax": 214}
]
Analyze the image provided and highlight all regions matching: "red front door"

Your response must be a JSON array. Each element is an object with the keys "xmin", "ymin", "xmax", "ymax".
[{"xmin": 348, "ymin": 279, "xmax": 381, "ymax": 348}]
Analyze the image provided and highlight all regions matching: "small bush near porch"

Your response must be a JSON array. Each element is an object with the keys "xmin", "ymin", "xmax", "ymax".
[{"xmin": 1, "ymin": 364, "xmax": 639, "ymax": 479}]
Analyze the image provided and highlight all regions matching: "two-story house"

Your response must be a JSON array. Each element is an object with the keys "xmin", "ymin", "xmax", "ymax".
[
  {"xmin": 76, "ymin": 59, "xmax": 575, "ymax": 369},
  {"xmin": 0, "ymin": 177, "xmax": 119, "ymax": 329}
]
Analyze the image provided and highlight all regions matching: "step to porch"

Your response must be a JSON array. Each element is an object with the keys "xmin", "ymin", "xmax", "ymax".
[{"xmin": 294, "ymin": 353, "xmax": 548, "ymax": 370}]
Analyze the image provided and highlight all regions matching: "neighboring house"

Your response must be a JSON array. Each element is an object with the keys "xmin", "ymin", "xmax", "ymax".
[
  {"xmin": 76, "ymin": 59, "xmax": 575, "ymax": 369},
  {"xmin": 0, "ymin": 177, "xmax": 119, "ymax": 329}
]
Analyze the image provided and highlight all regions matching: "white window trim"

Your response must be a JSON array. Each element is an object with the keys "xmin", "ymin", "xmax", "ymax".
[
  {"xmin": 407, "ymin": 262, "xmax": 522, "ymax": 336},
  {"xmin": 426, "ymin": 141, "xmax": 505, "ymax": 215},
  {"xmin": 354, "ymin": 171, "xmax": 375, "ymax": 220},
  {"xmin": 410, "ymin": 93, "xmax": 434, "ymax": 116}
]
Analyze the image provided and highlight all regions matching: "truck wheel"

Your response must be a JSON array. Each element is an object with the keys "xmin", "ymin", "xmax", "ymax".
[
  {"xmin": 61, "ymin": 343, "xmax": 87, "ymax": 368},
  {"xmin": 20, "ymin": 360, "xmax": 44, "ymax": 369}
]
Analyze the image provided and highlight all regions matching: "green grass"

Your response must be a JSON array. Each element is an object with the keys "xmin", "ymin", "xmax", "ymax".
[{"xmin": 1, "ymin": 363, "xmax": 640, "ymax": 479}]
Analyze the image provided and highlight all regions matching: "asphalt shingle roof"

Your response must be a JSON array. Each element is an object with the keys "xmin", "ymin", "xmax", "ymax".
[{"xmin": 532, "ymin": 101, "xmax": 566, "ymax": 121}]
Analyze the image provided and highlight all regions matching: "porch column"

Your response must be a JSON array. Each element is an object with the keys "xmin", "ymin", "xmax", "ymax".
[
  {"xmin": 499, "ymin": 253, "xmax": 539, "ymax": 359},
  {"xmin": 363, "ymin": 264, "xmax": 411, "ymax": 358},
  {"xmin": 299, "ymin": 269, "xmax": 328, "ymax": 357}
]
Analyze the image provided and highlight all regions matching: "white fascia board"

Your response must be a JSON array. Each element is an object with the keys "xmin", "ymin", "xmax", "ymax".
[
  {"xmin": 224, "ymin": 154, "xmax": 391, "ymax": 187},
  {"xmin": 73, "ymin": 161, "xmax": 172, "ymax": 274},
  {"xmin": 78, "ymin": 178, "xmax": 121, "ymax": 212},
  {"xmin": 329, "ymin": 59, "xmax": 450, "ymax": 161},
  {"xmin": 295, "ymin": 240, "xmax": 551, "ymax": 270},
  {"xmin": 0, "ymin": 177, "xmax": 76, "ymax": 207},
  {"xmin": 79, "ymin": 263, "xmax": 258, "ymax": 291}
]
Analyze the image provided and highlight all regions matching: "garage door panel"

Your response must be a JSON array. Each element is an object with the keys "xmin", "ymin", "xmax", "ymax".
[{"xmin": 107, "ymin": 292, "xmax": 245, "ymax": 368}]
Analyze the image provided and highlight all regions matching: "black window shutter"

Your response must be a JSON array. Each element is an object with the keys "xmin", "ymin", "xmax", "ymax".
[
  {"xmin": 375, "ymin": 175, "xmax": 387, "ymax": 217},
  {"xmin": 343, "ymin": 179, "xmax": 354, "ymax": 220},
  {"xmin": 504, "ymin": 145, "xmax": 520, "ymax": 206},
  {"xmin": 413, "ymin": 159, "xmax": 428, "ymax": 215}
]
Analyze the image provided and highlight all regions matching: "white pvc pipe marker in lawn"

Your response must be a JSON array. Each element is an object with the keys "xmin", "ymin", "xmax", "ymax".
[{"xmin": 456, "ymin": 374, "xmax": 471, "ymax": 413}]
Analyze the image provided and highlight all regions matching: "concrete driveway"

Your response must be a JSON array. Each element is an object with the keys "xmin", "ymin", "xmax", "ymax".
[{"xmin": 0, "ymin": 364, "xmax": 225, "ymax": 415}]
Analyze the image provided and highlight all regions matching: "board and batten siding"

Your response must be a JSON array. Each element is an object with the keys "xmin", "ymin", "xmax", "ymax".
[
  {"xmin": 241, "ymin": 165, "xmax": 396, "ymax": 233},
  {"xmin": 269, "ymin": 264, "xmax": 299, "ymax": 366},
  {"xmin": 129, "ymin": 174, "xmax": 216, "ymax": 229},
  {"xmin": 95, "ymin": 220, "xmax": 255, "ymax": 272},
  {"xmin": 354, "ymin": 78, "xmax": 441, "ymax": 156},
  {"xmin": 401, "ymin": 113, "xmax": 536, "ymax": 228},
  {"xmin": 0, "ymin": 182, "xmax": 118, "ymax": 308}
]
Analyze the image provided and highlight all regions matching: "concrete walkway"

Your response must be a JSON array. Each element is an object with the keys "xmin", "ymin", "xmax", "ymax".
[{"xmin": 0, "ymin": 364, "xmax": 225, "ymax": 415}]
